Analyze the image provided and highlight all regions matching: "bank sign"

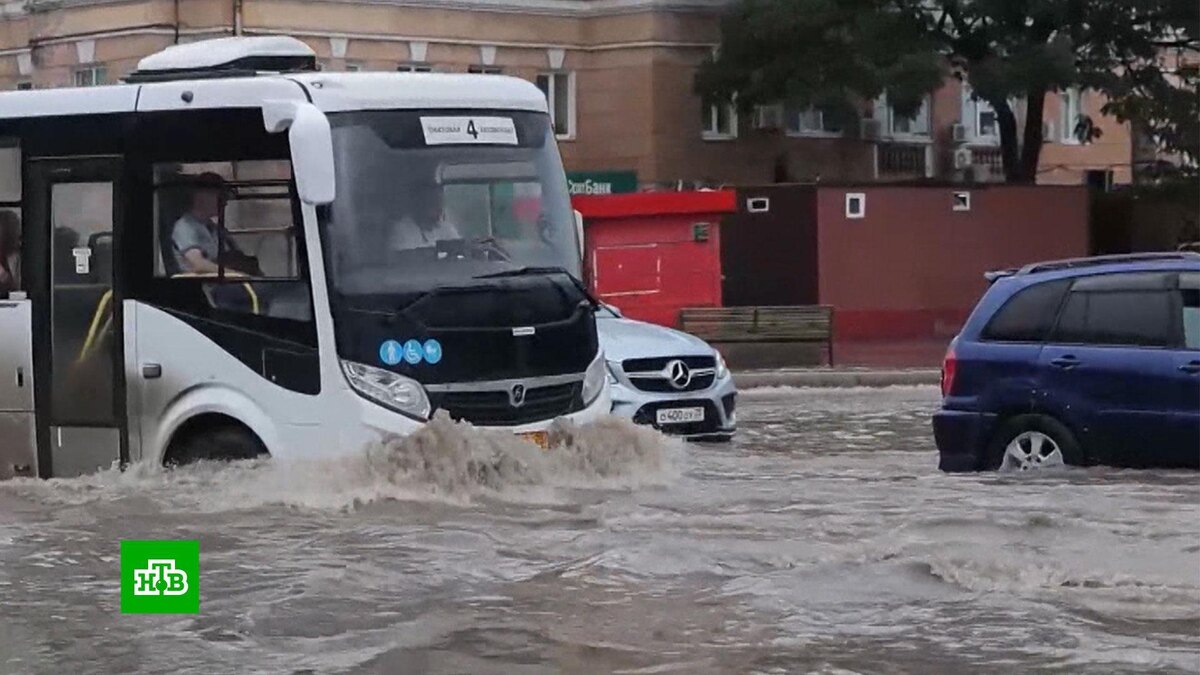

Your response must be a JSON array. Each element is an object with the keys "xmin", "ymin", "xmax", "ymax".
[{"xmin": 567, "ymin": 171, "xmax": 638, "ymax": 196}]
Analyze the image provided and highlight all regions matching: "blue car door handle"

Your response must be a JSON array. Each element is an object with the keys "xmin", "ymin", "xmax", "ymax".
[
  {"xmin": 1050, "ymin": 355, "xmax": 1080, "ymax": 369},
  {"xmin": 1180, "ymin": 361, "xmax": 1200, "ymax": 375}
]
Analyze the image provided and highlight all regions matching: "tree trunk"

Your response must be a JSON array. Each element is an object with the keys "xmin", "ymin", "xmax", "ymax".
[
  {"xmin": 1019, "ymin": 86, "xmax": 1049, "ymax": 184},
  {"xmin": 994, "ymin": 100, "xmax": 1023, "ymax": 183}
]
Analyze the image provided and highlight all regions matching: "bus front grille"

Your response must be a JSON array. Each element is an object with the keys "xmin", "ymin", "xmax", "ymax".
[{"xmin": 435, "ymin": 382, "xmax": 581, "ymax": 427}]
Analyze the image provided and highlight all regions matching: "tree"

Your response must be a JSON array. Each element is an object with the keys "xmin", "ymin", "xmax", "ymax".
[{"xmin": 696, "ymin": 0, "xmax": 1199, "ymax": 183}]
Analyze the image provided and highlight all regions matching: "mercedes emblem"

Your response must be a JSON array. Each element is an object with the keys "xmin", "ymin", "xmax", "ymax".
[{"xmin": 666, "ymin": 360, "xmax": 692, "ymax": 390}]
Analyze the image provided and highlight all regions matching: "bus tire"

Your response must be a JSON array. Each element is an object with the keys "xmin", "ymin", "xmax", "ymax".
[{"xmin": 165, "ymin": 419, "xmax": 268, "ymax": 467}]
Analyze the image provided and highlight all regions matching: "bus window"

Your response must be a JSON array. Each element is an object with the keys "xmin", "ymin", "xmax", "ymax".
[
  {"xmin": 51, "ymin": 181, "xmax": 116, "ymax": 424},
  {"xmin": 0, "ymin": 139, "xmax": 21, "ymax": 297},
  {"xmin": 438, "ymin": 159, "xmax": 546, "ymax": 255},
  {"xmin": 0, "ymin": 210, "xmax": 19, "ymax": 296},
  {"xmin": 442, "ymin": 183, "xmax": 491, "ymax": 240},
  {"xmin": 153, "ymin": 161, "xmax": 310, "ymax": 322}
]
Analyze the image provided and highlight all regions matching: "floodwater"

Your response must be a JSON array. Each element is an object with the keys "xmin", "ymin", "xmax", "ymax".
[{"xmin": 0, "ymin": 386, "xmax": 1197, "ymax": 674}]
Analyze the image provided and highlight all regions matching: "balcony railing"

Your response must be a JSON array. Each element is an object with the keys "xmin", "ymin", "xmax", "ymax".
[{"xmin": 876, "ymin": 143, "xmax": 930, "ymax": 178}]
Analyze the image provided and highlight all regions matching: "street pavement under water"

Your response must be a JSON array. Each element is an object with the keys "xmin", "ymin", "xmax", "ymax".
[{"xmin": 0, "ymin": 386, "xmax": 1197, "ymax": 675}]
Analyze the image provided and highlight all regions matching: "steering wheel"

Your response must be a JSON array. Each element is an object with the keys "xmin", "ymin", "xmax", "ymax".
[{"xmin": 470, "ymin": 236, "xmax": 513, "ymax": 262}]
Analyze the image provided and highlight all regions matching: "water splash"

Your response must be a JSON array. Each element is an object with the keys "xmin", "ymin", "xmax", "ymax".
[{"xmin": 3, "ymin": 413, "xmax": 681, "ymax": 512}]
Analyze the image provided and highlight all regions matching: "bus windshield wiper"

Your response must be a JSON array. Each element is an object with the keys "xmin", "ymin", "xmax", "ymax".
[
  {"xmin": 474, "ymin": 266, "xmax": 598, "ymax": 307},
  {"xmin": 474, "ymin": 265, "xmax": 570, "ymax": 280}
]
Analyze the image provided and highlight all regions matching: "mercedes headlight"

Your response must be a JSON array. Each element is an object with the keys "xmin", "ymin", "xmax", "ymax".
[
  {"xmin": 715, "ymin": 350, "xmax": 729, "ymax": 380},
  {"xmin": 581, "ymin": 351, "xmax": 606, "ymax": 406},
  {"xmin": 605, "ymin": 360, "xmax": 621, "ymax": 385},
  {"xmin": 341, "ymin": 360, "xmax": 431, "ymax": 421}
]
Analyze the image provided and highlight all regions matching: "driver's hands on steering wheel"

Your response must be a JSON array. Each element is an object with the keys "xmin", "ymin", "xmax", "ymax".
[{"xmin": 470, "ymin": 236, "xmax": 512, "ymax": 262}]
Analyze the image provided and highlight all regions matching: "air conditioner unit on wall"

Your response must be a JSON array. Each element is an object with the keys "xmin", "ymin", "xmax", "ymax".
[
  {"xmin": 951, "ymin": 123, "xmax": 968, "ymax": 144},
  {"xmin": 860, "ymin": 118, "xmax": 882, "ymax": 140},
  {"xmin": 953, "ymin": 147, "xmax": 974, "ymax": 170}
]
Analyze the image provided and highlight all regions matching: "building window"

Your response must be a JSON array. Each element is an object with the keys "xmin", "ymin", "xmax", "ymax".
[
  {"xmin": 702, "ymin": 99, "xmax": 738, "ymax": 140},
  {"xmin": 535, "ymin": 72, "xmax": 575, "ymax": 139},
  {"xmin": 15, "ymin": 82, "xmax": 31, "ymax": 91},
  {"xmin": 887, "ymin": 97, "xmax": 931, "ymax": 137},
  {"xmin": 977, "ymin": 106, "xmax": 998, "ymax": 139},
  {"xmin": 74, "ymin": 66, "xmax": 106, "ymax": 87},
  {"xmin": 398, "ymin": 63, "xmax": 433, "ymax": 73},
  {"xmin": 1086, "ymin": 169, "xmax": 1114, "ymax": 191},
  {"xmin": 786, "ymin": 106, "xmax": 843, "ymax": 136},
  {"xmin": 468, "ymin": 65, "xmax": 503, "ymax": 75},
  {"xmin": 962, "ymin": 85, "xmax": 999, "ymax": 144},
  {"xmin": 845, "ymin": 192, "xmax": 866, "ymax": 219},
  {"xmin": 1060, "ymin": 87, "xmax": 1084, "ymax": 143}
]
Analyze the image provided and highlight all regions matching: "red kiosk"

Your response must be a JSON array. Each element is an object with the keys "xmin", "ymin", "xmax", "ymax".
[{"xmin": 572, "ymin": 190, "xmax": 735, "ymax": 328}]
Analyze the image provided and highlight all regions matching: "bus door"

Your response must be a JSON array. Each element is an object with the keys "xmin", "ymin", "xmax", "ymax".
[{"xmin": 28, "ymin": 158, "xmax": 126, "ymax": 478}]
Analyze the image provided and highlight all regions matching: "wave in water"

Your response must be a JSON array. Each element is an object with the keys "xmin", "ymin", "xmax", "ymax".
[{"xmin": 3, "ymin": 413, "xmax": 682, "ymax": 512}]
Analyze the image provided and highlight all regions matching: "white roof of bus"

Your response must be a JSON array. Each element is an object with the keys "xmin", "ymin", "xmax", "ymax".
[
  {"xmin": 0, "ymin": 71, "xmax": 549, "ymax": 120},
  {"xmin": 0, "ymin": 85, "xmax": 140, "ymax": 119},
  {"xmin": 137, "ymin": 36, "xmax": 314, "ymax": 72},
  {"xmin": 295, "ymin": 72, "xmax": 549, "ymax": 114}
]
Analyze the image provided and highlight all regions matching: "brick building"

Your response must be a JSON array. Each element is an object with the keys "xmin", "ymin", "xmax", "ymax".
[{"xmin": 0, "ymin": 0, "xmax": 1165, "ymax": 188}]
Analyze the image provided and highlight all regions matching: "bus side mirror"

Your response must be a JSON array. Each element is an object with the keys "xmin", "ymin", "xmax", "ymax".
[
  {"xmin": 263, "ymin": 101, "xmax": 336, "ymax": 205},
  {"xmin": 574, "ymin": 209, "xmax": 584, "ymax": 261}
]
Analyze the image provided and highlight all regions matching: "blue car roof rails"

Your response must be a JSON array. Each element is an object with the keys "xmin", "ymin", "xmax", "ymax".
[
  {"xmin": 985, "ymin": 252, "xmax": 1200, "ymax": 283},
  {"xmin": 983, "ymin": 268, "xmax": 1018, "ymax": 283}
]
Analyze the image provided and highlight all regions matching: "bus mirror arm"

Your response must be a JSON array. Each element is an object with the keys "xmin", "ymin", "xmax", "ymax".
[{"xmin": 262, "ymin": 100, "xmax": 336, "ymax": 205}]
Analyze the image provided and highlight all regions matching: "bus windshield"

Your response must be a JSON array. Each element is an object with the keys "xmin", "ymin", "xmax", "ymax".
[{"xmin": 323, "ymin": 109, "xmax": 581, "ymax": 302}]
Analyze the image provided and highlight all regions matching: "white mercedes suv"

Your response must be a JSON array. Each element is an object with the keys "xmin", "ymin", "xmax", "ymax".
[{"xmin": 596, "ymin": 305, "xmax": 737, "ymax": 441}]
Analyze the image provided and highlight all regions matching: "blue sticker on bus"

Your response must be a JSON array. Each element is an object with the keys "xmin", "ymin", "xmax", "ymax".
[
  {"xmin": 379, "ymin": 340, "xmax": 403, "ymax": 366},
  {"xmin": 423, "ymin": 339, "xmax": 443, "ymax": 365},
  {"xmin": 403, "ymin": 339, "xmax": 424, "ymax": 365}
]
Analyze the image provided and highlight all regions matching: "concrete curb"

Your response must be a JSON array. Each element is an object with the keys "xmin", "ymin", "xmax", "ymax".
[{"xmin": 734, "ymin": 369, "xmax": 941, "ymax": 389}]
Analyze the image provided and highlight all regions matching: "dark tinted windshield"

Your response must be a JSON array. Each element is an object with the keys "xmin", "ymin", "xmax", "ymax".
[{"xmin": 323, "ymin": 110, "xmax": 580, "ymax": 298}]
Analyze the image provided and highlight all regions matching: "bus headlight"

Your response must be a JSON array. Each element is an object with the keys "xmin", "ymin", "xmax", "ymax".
[
  {"xmin": 341, "ymin": 360, "xmax": 431, "ymax": 421},
  {"xmin": 581, "ymin": 351, "xmax": 606, "ymax": 406}
]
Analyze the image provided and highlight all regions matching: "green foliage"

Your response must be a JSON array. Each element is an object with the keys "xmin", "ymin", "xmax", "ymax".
[
  {"xmin": 697, "ymin": 0, "xmax": 1199, "ymax": 183},
  {"xmin": 694, "ymin": 0, "xmax": 943, "ymax": 121}
]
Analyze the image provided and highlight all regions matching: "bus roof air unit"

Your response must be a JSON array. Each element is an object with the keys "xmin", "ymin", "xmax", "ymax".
[{"xmin": 125, "ymin": 36, "xmax": 319, "ymax": 83}]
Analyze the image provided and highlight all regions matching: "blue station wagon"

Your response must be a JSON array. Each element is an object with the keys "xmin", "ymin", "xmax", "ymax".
[{"xmin": 935, "ymin": 253, "xmax": 1200, "ymax": 472}]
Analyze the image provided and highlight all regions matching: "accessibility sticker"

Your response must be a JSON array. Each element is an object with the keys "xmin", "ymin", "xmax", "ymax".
[
  {"xmin": 404, "ymin": 339, "xmax": 424, "ymax": 365},
  {"xmin": 423, "ymin": 339, "xmax": 443, "ymax": 365},
  {"xmin": 380, "ymin": 339, "xmax": 403, "ymax": 366}
]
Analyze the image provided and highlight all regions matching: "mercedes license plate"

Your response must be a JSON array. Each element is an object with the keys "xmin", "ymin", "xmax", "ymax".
[
  {"xmin": 655, "ymin": 407, "xmax": 705, "ymax": 425},
  {"xmin": 517, "ymin": 431, "xmax": 550, "ymax": 450}
]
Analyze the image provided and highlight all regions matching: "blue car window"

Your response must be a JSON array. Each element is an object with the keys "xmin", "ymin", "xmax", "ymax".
[
  {"xmin": 1053, "ymin": 289, "xmax": 1174, "ymax": 347},
  {"xmin": 981, "ymin": 279, "xmax": 1070, "ymax": 343},
  {"xmin": 1181, "ymin": 272, "xmax": 1200, "ymax": 350}
]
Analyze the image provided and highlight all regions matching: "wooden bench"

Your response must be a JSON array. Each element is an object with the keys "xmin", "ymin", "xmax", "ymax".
[{"xmin": 678, "ymin": 305, "xmax": 835, "ymax": 365}]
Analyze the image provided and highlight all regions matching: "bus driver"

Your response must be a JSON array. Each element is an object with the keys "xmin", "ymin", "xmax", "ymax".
[
  {"xmin": 389, "ymin": 179, "xmax": 461, "ymax": 251},
  {"xmin": 171, "ymin": 173, "xmax": 258, "ymax": 277}
]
